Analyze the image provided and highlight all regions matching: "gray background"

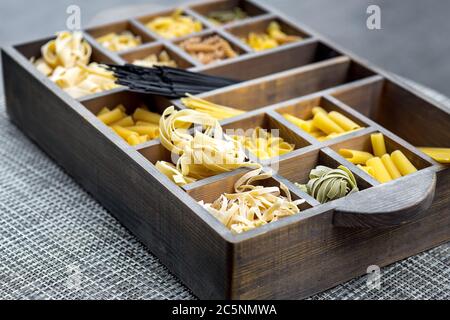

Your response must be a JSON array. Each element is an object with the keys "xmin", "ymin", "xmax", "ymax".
[
  {"xmin": 1, "ymin": 0, "xmax": 450, "ymax": 97},
  {"xmin": 0, "ymin": 0, "xmax": 449, "ymax": 300}
]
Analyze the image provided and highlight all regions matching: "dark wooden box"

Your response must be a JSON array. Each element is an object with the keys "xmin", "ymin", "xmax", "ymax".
[{"xmin": 2, "ymin": 0, "xmax": 449, "ymax": 299}]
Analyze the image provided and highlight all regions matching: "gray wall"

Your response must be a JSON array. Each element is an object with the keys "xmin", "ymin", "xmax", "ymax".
[{"xmin": 1, "ymin": 0, "xmax": 449, "ymax": 96}]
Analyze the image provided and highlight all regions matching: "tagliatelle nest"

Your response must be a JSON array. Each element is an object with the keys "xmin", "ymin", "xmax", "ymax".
[
  {"xmin": 156, "ymin": 106, "xmax": 260, "ymax": 186},
  {"xmin": 200, "ymin": 167, "xmax": 305, "ymax": 233},
  {"xmin": 32, "ymin": 31, "xmax": 118, "ymax": 98}
]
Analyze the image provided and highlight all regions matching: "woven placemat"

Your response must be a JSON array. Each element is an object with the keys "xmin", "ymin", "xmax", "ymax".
[{"xmin": 0, "ymin": 78, "xmax": 449, "ymax": 300}]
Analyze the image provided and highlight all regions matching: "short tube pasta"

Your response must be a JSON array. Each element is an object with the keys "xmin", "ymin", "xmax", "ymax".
[
  {"xmin": 366, "ymin": 157, "xmax": 392, "ymax": 183},
  {"xmin": 339, "ymin": 149, "xmax": 374, "ymax": 165},
  {"xmin": 391, "ymin": 150, "xmax": 418, "ymax": 176},
  {"xmin": 328, "ymin": 111, "xmax": 360, "ymax": 131},
  {"xmin": 313, "ymin": 112, "xmax": 344, "ymax": 135},
  {"xmin": 371, "ymin": 133, "xmax": 387, "ymax": 157},
  {"xmin": 381, "ymin": 154, "xmax": 402, "ymax": 179}
]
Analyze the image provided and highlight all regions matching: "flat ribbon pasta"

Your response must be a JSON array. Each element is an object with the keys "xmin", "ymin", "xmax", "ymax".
[
  {"xmin": 156, "ymin": 107, "xmax": 260, "ymax": 185},
  {"xmin": 200, "ymin": 167, "xmax": 305, "ymax": 233},
  {"xmin": 296, "ymin": 165, "xmax": 359, "ymax": 204},
  {"xmin": 32, "ymin": 31, "xmax": 118, "ymax": 98}
]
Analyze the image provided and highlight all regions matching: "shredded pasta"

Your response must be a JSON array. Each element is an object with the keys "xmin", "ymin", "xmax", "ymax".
[
  {"xmin": 200, "ymin": 167, "xmax": 305, "ymax": 233},
  {"xmin": 32, "ymin": 31, "xmax": 118, "ymax": 98}
]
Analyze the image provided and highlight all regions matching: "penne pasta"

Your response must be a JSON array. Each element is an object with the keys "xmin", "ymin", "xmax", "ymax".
[
  {"xmin": 98, "ymin": 107, "xmax": 124, "ymax": 125},
  {"xmin": 381, "ymin": 154, "xmax": 402, "ymax": 179},
  {"xmin": 133, "ymin": 108, "xmax": 161, "ymax": 124},
  {"xmin": 366, "ymin": 157, "xmax": 392, "ymax": 183},
  {"xmin": 313, "ymin": 112, "xmax": 345, "ymax": 135},
  {"xmin": 339, "ymin": 149, "xmax": 374, "ymax": 165},
  {"xmin": 371, "ymin": 133, "xmax": 387, "ymax": 157},
  {"xmin": 391, "ymin": 150, "xmax": 418, "ymax": 176},
  {"xmin": 328, "ymin": 111, "xmax": 361, "ymax": 131}
]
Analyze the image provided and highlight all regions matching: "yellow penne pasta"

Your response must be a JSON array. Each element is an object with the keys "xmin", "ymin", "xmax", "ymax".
[
  {"xmin": 366, "ymin": 157, "xmax": 392, "ymax": 183},
  {"xmin": 381, "ymin": 154, "xmax": 402, "ymax": 179},
  {"xmin": 112, "ymin": 126, "xmax": 139, "ymax": 140},
  {"xmin": 133, "ymin": 108, "xmax": 161, "ymax": 124},
  {"xmin": 357, "ymin": 164, "xmax": 375, "ymax": 177},
  {"xmin": 391, "ymin": 150, "xmax": 418, "ymax": 176},
  {"xmin": 339, "ymin": 149, "xmax": 374, "ymax": 164},
  {"xmin": 371, "ymin": 133, "xmax": 387, "ymax": 157},
  {"xmin": 313, "ymin": 112, "xmax": 344, "ymax": 135},
  {"xmin": 111, "ymin": 116, "xmax": 134, "ymax": 127},
  {"xmin": 127, "ymin": 134, "xmax": 142, "ymax": 146},
  {"xmin": 98, "ymin": 108, "xmax": 124, "ymax": 125},
  {"xmin": 126, "ymin": 125, "xmax": 159, "ymax": 138},
  {"xmin": 328, "ymin": 111, "xmax": 360, "ymax": 131},
  {"xmin": 312, "ymin": 106, "xmax": 327, "ymax": 116},
  {"xmin": 98, "ymin": 107, "xmax": 110, "ymax": 116},
  {"xmin": 417, "ymin": 147, "xmax": 450, "ymax": 164}
]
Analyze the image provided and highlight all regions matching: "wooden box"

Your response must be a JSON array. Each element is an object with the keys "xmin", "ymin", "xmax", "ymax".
[{"xmin": 2, "ymin": 0, "xmax": 449, "ymax": 299}]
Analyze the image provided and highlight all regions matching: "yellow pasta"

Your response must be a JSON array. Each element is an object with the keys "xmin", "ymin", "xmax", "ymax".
[
  {"xmin": 146, "ymin": 9, "xmax": 203, "ymax": 39},
  {"xmin": 381, "ymin": 154, "xmax": 402, "ymax": 179},
  {"xmin": 312, "ymin": 112, "xmax": 345, "ymax": 135},
  {"xmin": 312, "ymin": 106, "xmax": 327, "ymax": 116},
  {"xmin": 357, "ymin": 165, "xmax": 375, "ymax": 177},
  {"xmin": 417, "ymin": 147, "xmax": 450, "ymax": 164},
  {"xmin": 96, "ymin": 104, "xmax": 161, "ymax": 146},
  {"xmin": 391, "ymin": 150, "xmax": 418, "ymax": 176},
  {"xmin": 339, "ymin": 149, "xmax": 374, "ymax": 165},
  {"xmin": 231, "ymin": 127, "xmax": 295, "ymax": 160},
  {"xmin": 244, "ymin": 21, "xmax": 302, "ymax": 51},
  {"xmin": 32, "ymin": 31, "xmax": 118, "ymax": 98},
  {"xmin": 133, "ymin": 108, "xmax": 161, "ymax": 124},
  {"xmin": 181, "ymin": 94, "xmax": 244, "ymax": 120},
  {"xmin": 371, "ymin": 133, "xmax": 387, "ymax": 157},
  {"xmin": 98, "ymin": 107, "xmax": 124, "ymax": 125},
  {"xmin": 366, "ymin": 157, "xmax": 392, "ymax": 183},
  {"xmin": 328, "ymin": 111, "xmax": 360, "ymax": 131},
  {"xmin": 96, "ymin": 31, "xmax": 142, "ymax": 52}
]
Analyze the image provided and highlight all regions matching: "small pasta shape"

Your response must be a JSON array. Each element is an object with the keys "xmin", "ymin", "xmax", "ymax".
[
  {"xmin": 391, "ymin": 150, "xmax": 418, "ymax": 176},
  {"xmin": 371, "ymin": 133, "xmax": 387, "ymax": 157},
  {"xmin": 339, "ymin": 149, "xmax": 374, "ymax": 165},
  {"xmin": 313, "ymin": 112, "xmax": 345, "ymax": 135},
  {"xmin": 381, "ymin": 154, "xmax": 402, "ymax": 179},
  {"xmin": 366, "ymin": 157, "xmax": 392, "ymax": 183},
  {"xmin": 328, "ymin": 111, "xmax": 360, "ymax": 131}
]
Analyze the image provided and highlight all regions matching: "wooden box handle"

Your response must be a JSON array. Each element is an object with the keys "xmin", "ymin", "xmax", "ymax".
[{"xmin": 333, "ymin": 170, "xmax": 436, "ymax": 228}]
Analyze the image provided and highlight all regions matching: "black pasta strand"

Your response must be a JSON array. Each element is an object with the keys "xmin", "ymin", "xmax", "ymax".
[{"xmin": 104, "ymin": 64, "xmax": 240, "ymax": 98}]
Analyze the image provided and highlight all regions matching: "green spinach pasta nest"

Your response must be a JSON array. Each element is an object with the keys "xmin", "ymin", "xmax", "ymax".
[{"xmin": 296, "ymin": 165, "xmax": 359, "ymax": 203}]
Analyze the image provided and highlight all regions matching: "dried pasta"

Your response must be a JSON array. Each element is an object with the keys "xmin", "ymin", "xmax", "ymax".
[
  {"xmin": 391, "ymin": 150, "xmax": 418, "ymax": 176},
  {"xmin": 244, "ymin": 21, "xmax": 302, "ymax": 51},
  {"xmin": 230, "ymin": 127, "xmax": 295, "ymax": 160},
  {"xmin": 296, "ymin": 165, "xmax": 359, "ymax": 204},
  {"xmin": 339, "ymin": 149, "xmax": 374, "ymax": 165},
  {"xmin": 371, "ymin": 133, "xmax": 387, "ymax": 157},
  {"xmin": 381, "ymin": 154, "xmax": 402, "ymax": 179},
  {"xmin": 156, "ymin": 107, "xmax": 260, "ymax": 186},
  {"xmin": 96, "ymin": 105, "xmax": 160, "ymax": 146},
  {"xmin": 32, "ymin": 31, "xmax": 118, "ymax": 98},
  {"xmin": 200, "ymin": 167, "xmax": 305, "ymax": 233},
  {"xmin": 146, "ymin": 9, "xmax": 202, "ymax": 39},
  {"xmin": 179, "ymin": 35, "xmax": 238, "ymax": 65},
  {"xmin": 96, "ymin": 31, "xmax": 142, "ymax": 52},
  {"xmin": 283, "ymin": 108, "xmax": 363, "ymax": 142},
  {"xmin": 181, "ymin": 94, "xmax": 244, "ymax": 120},
  {"xmin": 366, "ymin": 157, "xmax": 392, "ymax": 183},
  {"xmin": 132, "ymin": 50, "xmax": 178, "ymax": 68}
]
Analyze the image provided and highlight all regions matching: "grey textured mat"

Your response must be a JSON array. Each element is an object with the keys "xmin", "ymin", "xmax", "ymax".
[{"xmin": 0, "ymin": 87, "xmax": 449, "ymax": 299}]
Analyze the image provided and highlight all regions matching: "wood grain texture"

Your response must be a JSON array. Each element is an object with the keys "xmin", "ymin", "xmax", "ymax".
[{"xmin": 2, "ymin": 0, "xmax": 449, "ymax": 300}]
